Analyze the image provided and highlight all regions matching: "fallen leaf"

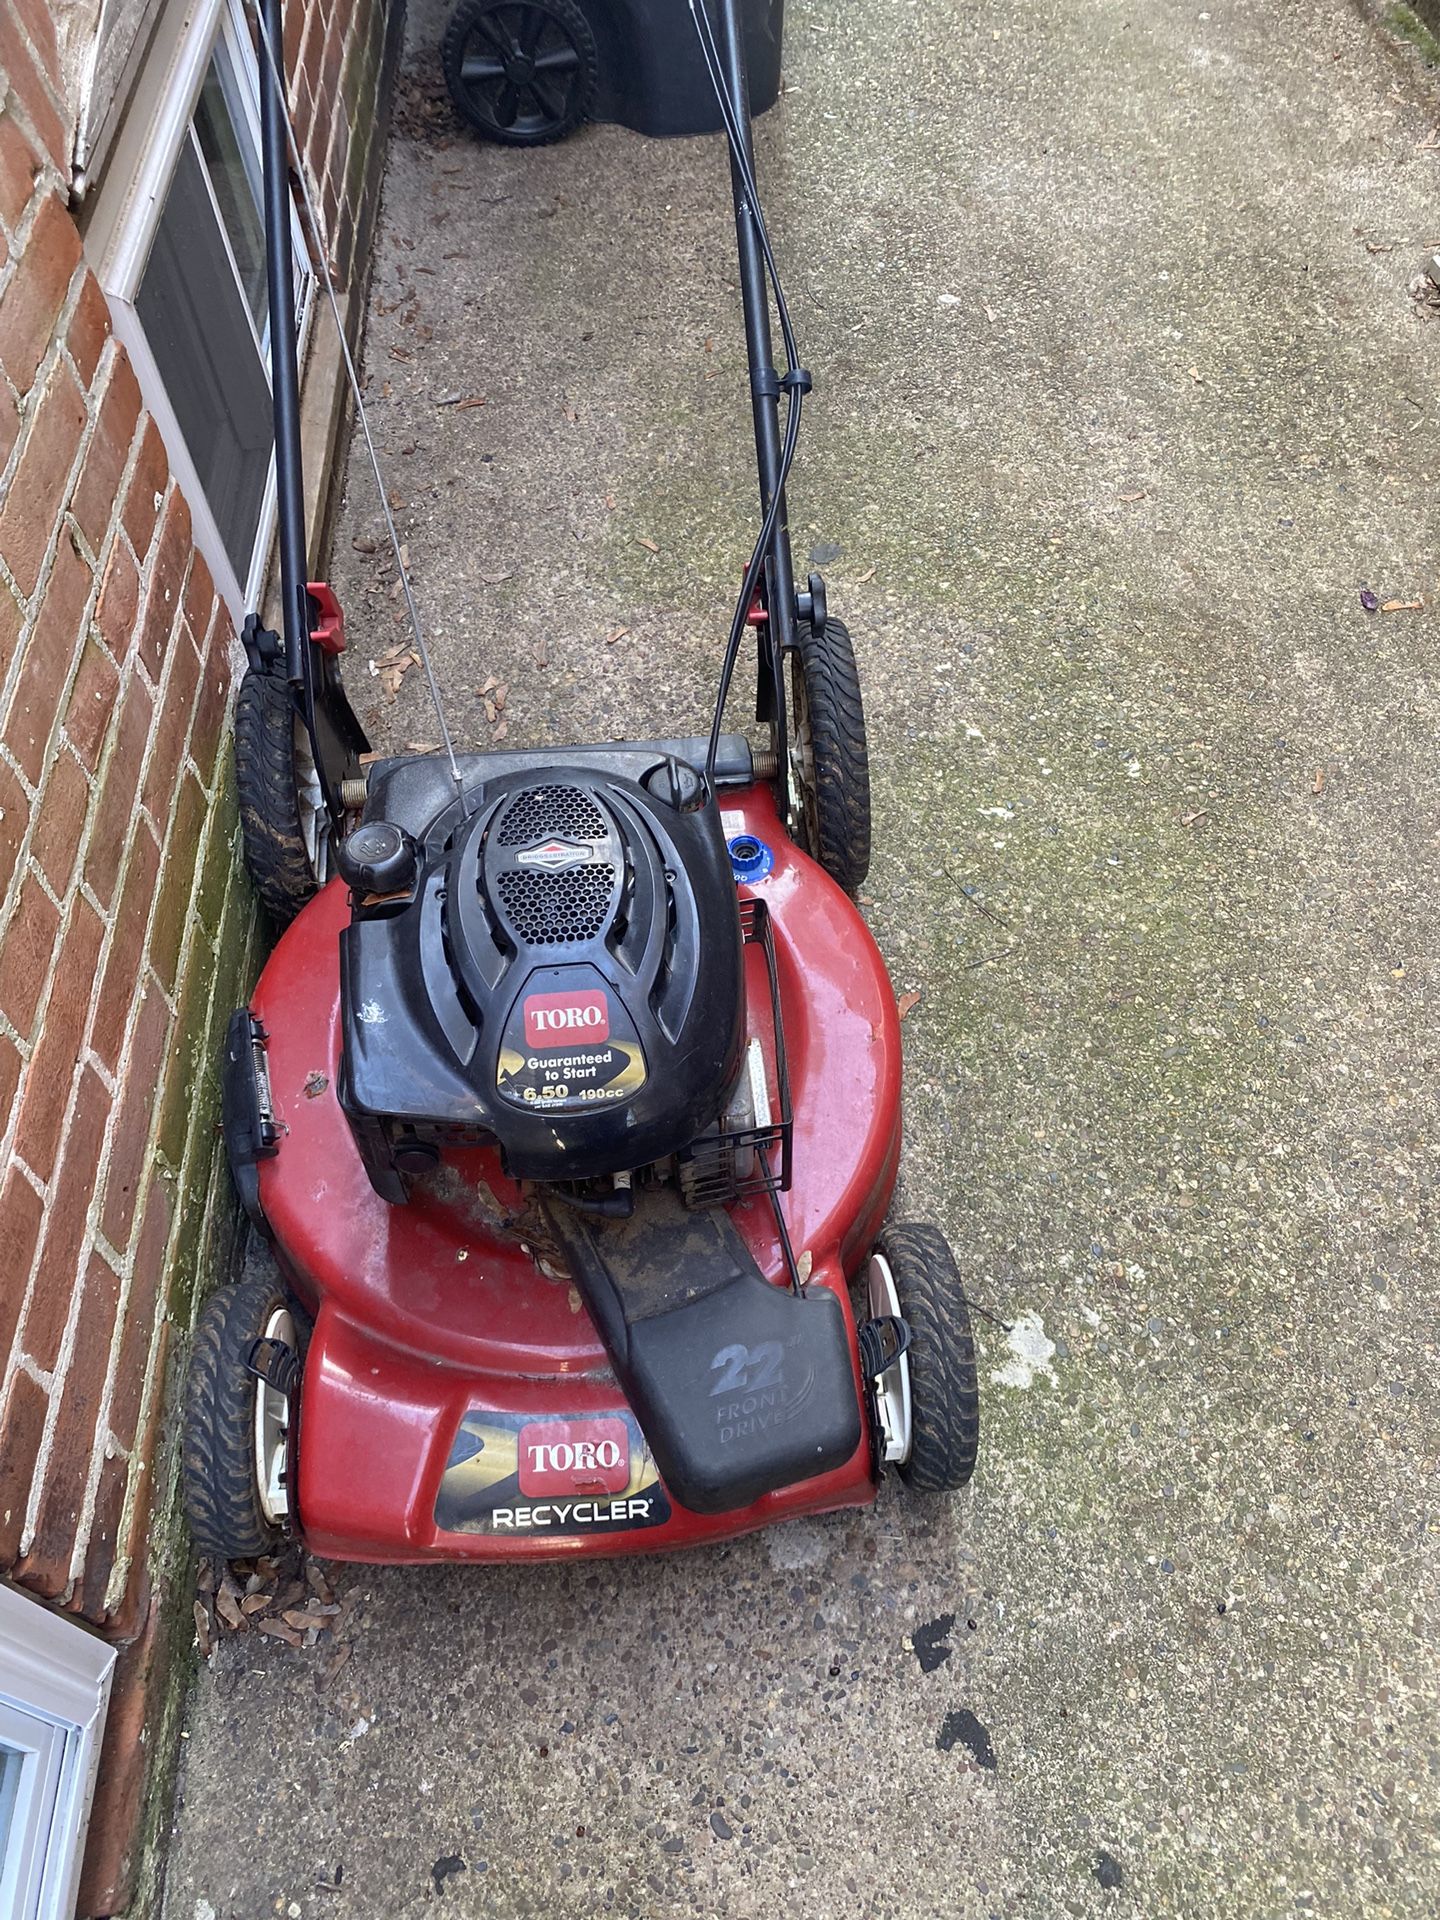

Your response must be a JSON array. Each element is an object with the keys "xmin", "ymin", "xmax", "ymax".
[
  {"xmin": 214, "ymin": 1585, "xmax": 245, "ymax": 1631},
  {"xmin": 604, "ymin": 493, "xmax": 616, "ymax": 510},
  {"xmin": 1188, "ymin": 366, "xmax": 1203, "ymax": 384},
  {"xmin": 1119, "ymin": 489, "xmax": 1146, "ymax": 502},
  {"xmin": 897, "ymin": 990, "xmax": 922, "ymax": 1019},
  {"xmin": 193, "ymin": 1599, "xmax": 212, "ymax": 1659},
  {"xmin": 388, "ymin": 491, "xmax": 405, "ymax": 511},
  {"xmin": 1313, "ymin": 769, "xmax": 1326, "ymax": 795},
  {"xmin": 317, "ymin": 1643, "xmax": 353, "ymax": 1690},
  {"xmin": 458, "ymin": 395, "xmax": 486, "ymax": 410},
  {"xmin": 240, "ymin": 1592, "xmax": 272, "ymax": 1616},
  {"xmin": 635, "ymin": 538, "xmax": 659, "ymax": 554},
  {"xmin": 855, "ymin": 565, "xmax": 876, "ymax": 583},
  {"xmin": 1380, "ymin": 597, "xmax": 1423, "ymax": 612},
  {"xmin": 607, "ymin": 625, "xmax": 631, "ymax": 645},
  {"xmin": 258, "ymin": 1618, "xmax": 305, "ymax": 1647},
  {"xmin": 351, "ymin": 535, "xmax": 378, "ymax": 554},
  {"xmin": 533, "ymin": 639, "xmax": 549, "ymax": 668},
  {"xmin": 479, "ymin": 570, "xmax": 514, "ymax": 586},
  {"xmin": 796, "ymin": 1250, "xmax": 813, "ymax": 1285},
  {"xmin": 1180, "ymin": 809, "xmax": 1209, "ymax": 827},
  {"xmin": 404, "ymin": 740, "xmax": 441, "ymax": 753},
  {"xmin": 493, "ymin": 720, "xmax": 509, "ymax": 741}
]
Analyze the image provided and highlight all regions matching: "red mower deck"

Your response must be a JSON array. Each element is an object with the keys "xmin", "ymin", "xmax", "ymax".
[{"xmin": 252, "ymin": 785, "xmax": 901, "ymax": 1561}]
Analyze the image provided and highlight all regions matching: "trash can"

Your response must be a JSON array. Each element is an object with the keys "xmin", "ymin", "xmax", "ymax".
[{"xmin": 442, "ymin": 0, "xmax": 786, "ymax": 147}]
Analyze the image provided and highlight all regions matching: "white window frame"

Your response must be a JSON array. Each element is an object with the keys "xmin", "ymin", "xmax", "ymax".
[
  {"xmin": 0, "ymin": 1583, "xmax": 116, "ymax": 1920},
  {"xmin": 85, "ymin": 0, "xmax": 316, "ymax": 624}
]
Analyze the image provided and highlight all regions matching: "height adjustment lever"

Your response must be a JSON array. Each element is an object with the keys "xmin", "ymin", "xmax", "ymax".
[{"xmin": 795, "ymin": 571, "xmax": 827, "ymax": 638}]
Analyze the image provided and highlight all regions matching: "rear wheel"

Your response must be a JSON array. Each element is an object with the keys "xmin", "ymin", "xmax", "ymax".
[
  {"xmin": 443, "ymin": 0, "xmax": 598, "ymax": 146},
  {"xmin": 182, "ymin": 1274, "xmax": 301, "ymax": 1561},
  {"xmin": 234, "ymin": 668, "xmax": 327, "ymax": 927},
  {"xmin": 871, "ymin": 1223, "xmax": 979, "ymax": 1492},
  {"xmin": 790, "ymin": 619, "xmax": 871, "ymax": 892}
]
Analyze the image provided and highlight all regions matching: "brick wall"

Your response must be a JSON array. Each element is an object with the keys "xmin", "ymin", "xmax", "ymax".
[{"xmin": 0, "ymin": 0, "xmax": 398, "ymax": 1911}]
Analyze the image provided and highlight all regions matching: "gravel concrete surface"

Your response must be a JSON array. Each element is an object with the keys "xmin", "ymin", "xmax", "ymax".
[{"xmin": 163, "ymin": 1, "xmax": 1440, "ymax": 1915}]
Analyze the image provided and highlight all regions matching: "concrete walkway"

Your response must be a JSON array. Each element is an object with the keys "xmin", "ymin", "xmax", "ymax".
[{"xmin": 164, "ymin": 1, "xmax": 1440, "ymax": 1914}]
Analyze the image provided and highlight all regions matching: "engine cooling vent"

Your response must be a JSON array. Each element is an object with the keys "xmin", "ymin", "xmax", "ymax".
[
  {"xmin": 496, "ymin": 864, "xmax": 614, "ymax": 944},
  {"xmin": 497, "ymin": 784, "xmax": 607, "ymax": 847}
]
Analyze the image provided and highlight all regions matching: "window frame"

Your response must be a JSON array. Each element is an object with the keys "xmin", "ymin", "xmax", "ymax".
[
  {"xmin": 0, "ymin": 1583, "xmax": 116, "ymax": 1920},
  {"xmin": 85, "ymin": 0, "xmax": 316, "ymax": 624}
]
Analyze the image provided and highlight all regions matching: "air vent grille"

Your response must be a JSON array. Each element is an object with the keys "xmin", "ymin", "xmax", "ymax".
[
  {"xmin": 496, "ymin": 865, "xmax": 614, "ymax": 944},
  {"xmin": 497, "ymin": 784, "xmax": 607, "ymax": 847}
]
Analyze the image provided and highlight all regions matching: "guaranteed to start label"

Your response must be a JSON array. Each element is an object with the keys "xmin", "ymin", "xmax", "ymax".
[
  {"xmin": 496, "ymin": 967, "xmax": 647, "ymax": 1113},
  {"xmin": 435, "ymin": 1410, "xmax": 671, "ymax": 1536}
]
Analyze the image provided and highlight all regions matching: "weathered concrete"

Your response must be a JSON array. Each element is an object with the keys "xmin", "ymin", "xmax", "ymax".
[{"xmin": 163, "ymin": 1, "xmax": 1440, "ymax": 1914}]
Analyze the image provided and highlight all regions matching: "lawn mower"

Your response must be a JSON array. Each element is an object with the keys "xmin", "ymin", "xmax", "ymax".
[{"xmin": 181, "ymin": 0, "xmax": 979, "ymax": 1567}]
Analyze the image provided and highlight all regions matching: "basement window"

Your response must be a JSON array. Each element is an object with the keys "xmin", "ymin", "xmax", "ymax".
[
  {"xmin": 0, "ymin": 1584, "xmax": 115, "ymax": 1920},
  {"xmin": 84, "ymin": 0, "xmax": 314, "ymax": 618}
]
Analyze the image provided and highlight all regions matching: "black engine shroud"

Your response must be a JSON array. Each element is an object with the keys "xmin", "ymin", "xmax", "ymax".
[{"xmin": 338, "ymin": 747, "xmax": 746, "ymax": 1201}]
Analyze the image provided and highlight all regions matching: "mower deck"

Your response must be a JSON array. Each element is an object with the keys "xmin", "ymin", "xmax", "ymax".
[{"xmin": 249, "ymin": 783, "xmax": 901, "ymax": 1561}]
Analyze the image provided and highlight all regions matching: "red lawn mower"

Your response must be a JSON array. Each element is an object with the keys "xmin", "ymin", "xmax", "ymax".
[{"xmin": 181, "ymin": 0, "xmax": 979, "ymax": 1567}]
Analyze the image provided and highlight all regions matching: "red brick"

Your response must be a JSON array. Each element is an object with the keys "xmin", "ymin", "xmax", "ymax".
[
  {"xmin": 148, "ymin": 769, "xmax": 205, "ymax": 990},
  {"xmin": 89, "ymin": 829, "xmax": 160, "ymax": 1070},
  {"xmin": 188, "ymin": 647, "xmax": 231, "ymax": 785},
  {"xmin": 15, "ymin": 892, "xmax": 105, "ymax": 1175},
  {"xmin": 17, "ymin": 1247, "xmax": 123, "ymax": 1597},
  {"xmin": 119, "ymin": 420, "xmax": 166, "ymax": 559},
  {"xmin": 70, "ymin": 369, "xmax": 138, "ymax": 558},
  {"xmin": 0, "ymin": 868, "xmax": 58, "ymax": 1035},
  {"xmin": 8, "ymin": 0, "xmax": 58, "ymax": 84},
  {"xmin": 136, "ymin": 491, "xmax": 190, "ymax": 679},
  {"xmin": 0, "ymin": 112, "xmax": 38, "ymax": 231},
  {"xmin": 95, "ymin": 540, "xmax": 139, "ymax": 660},
  {"xmin": 66, "ymin": 271, "xmax": 111, "ymax": 389},
  {"xmin": 183, "ymin": 544, "xmax": 216, "ymax": 640},
  {"xmin": 29, "ymin": 746, "xmax": 89, "ymax": 891},
  {"xmin": 77, "ymin": 1447, "xmax": 127, "ymax": 1622},
  {"xmin": 107, "ymin": 1180, "xmax": 169, "ymax": 1451},
  {"xmin": 17, "ymin": 1066, "xmax": 110, "ymax": 1373},
  {"xmin": 99, "ymin": 982, "xmax": 170, "ymax": 1249},
  {"xmin": 83, "ymin": 671, "xmax": 152, "ymax": 907},
  {"xmin": 140, "ymin": 634, "xmax": 200, "ymax": 818},
  {"xmin": 0, "ymin": 362, "xmax": 85, "ymax": 595},
  {"xmin": 62, "ymin": 633, "xmax": 120, "ymax": 773},
  {"xmin": 0, "ymin": 1367, "xmax": 49, "ymax": 1564},
  {"xmin": 0, "ymin": 14, "xmax": 70, "ymax": 171},
  {"xmin": 0, "ymin": 752, "xmax": 27, "ymax": 898},
  {"xmin": 2, "ymin": 526, "xmax": 92, "ymax": 780},
  {"xmin": 0, "ymin": 190, "xmax": 80, "ymax": 395},
  {"xmin": 0, "ymin": 1165, "xmax": 43, "ymax": 1364}
]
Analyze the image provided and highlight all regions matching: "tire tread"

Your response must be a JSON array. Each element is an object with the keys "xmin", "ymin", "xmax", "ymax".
[{"xmin": 878, "ymin": 1222, "xmax": 980, "ymax": 1492}]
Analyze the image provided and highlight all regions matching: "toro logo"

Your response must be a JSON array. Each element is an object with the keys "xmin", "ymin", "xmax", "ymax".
[
  {"xmin": 517, "ymin": 1418, "xmax": 630, "ymax": 1496},
  {"xmin": 524, "ymin": 989, "xmax": 609, "ymax": 1049}
]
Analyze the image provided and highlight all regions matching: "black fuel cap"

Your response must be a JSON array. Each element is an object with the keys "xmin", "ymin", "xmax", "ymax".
[{"xmin": 335, "ymin": 820, "xmax": 419, "ymax": 895}]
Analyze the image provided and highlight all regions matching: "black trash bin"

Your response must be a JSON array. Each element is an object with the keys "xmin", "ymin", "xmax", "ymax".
[{"xmin": 442, "ymin": 0, "xmax": 785, "ymax": 147}]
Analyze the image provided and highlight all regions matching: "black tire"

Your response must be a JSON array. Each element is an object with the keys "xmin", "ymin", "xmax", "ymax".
[
  {"xmin": 182, "ymin": 1274, "xmax": 296, "ymax": 1561},
  {"xmin": 443, "ymin": 0, "xmax": 598, "ymax": 147},
  {"xmin": 877, "ymin": 1223, "xmax": 980, "ymax": 1493},
  {"xmin": 791, "ymin": 618, "xmax": 872, "ymax": 893},
  {"xmin": 234, "ymin": 667, "xmax": 323, "ymax": 928}
]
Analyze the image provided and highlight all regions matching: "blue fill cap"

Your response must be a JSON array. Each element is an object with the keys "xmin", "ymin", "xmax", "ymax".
[{"xmin": 728, "ymin": 833, "xmax": 774, "ymax": 883}]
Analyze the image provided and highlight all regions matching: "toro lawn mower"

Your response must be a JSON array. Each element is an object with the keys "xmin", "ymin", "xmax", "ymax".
[{"xmin": 182, "ymin": 0, "xmax": 980, "ymax": 1567}]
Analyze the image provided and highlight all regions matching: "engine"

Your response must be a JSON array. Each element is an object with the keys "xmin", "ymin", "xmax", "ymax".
[{"xmin": 336, "ymin": 749, "xmax": 751, "ymax": 1204}]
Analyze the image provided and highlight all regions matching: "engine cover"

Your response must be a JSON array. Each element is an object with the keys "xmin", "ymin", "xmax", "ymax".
[{"xmin": 337, "ymin": 752, "xmax": 746, "ymax": 1199}]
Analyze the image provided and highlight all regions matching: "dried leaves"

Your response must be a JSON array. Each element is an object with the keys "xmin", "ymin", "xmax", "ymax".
[
  {"xmin": 370, "ymin": 640, "xmax": 421, "ymax": 702},
  {"xmin": 897, "ymin": 989, "xmax": 922, "ymax": 1020},
  {"xmin": 477, "ymin": 676, "xmax": 510, "ymax": 741},
  {"xmin": 193, "ymin": 1553, "xmax": 359, "ymax": 1690}
]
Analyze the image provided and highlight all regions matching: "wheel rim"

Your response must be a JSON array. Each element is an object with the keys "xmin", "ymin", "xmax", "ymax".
[
  {"xmin": 292, "ymin": 715, "xmax": 329, "ymax": 882},
  {"xmin": 254, "ymin": 1305, "xmax": 296, "ymax": 1526},
  {"xmin": 456, "ymin": 3, "xmax": 586, "ymax": 138},
  {"xmin": 865, "ymin": 1253, "xmax": 913, "ymax": 1466}
]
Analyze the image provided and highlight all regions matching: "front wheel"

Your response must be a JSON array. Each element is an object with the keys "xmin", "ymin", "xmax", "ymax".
[
  {"xmin": 790, "ymin": 619, "xmax": 872, "ymax": 893},
  {"xmin": 869, "ymin": 1223, "xmax": 979, "ymax": 1492},
  {"xmin": 181, "ymin": 1274, "xmax": 301, "ymax": 1561}
]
